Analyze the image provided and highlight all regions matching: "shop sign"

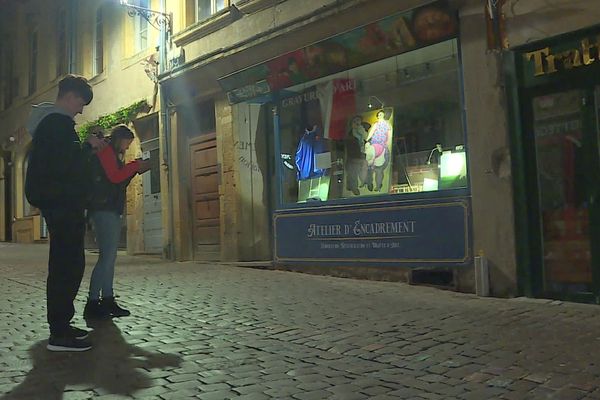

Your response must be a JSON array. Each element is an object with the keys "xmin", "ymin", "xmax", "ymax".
[
  {"xmin": 524, "ymin": 37, "xmax": 599, "ymax": 77},
  {"xmin": 227, "ymin": 80, "xmax": 271, "ymax": 104},
  {"xmin": 219, "ymin": 0, "xmax": 458, "ymax": 104},
  {"xmin": 274, "ymin": 200, "xmax": 469, "ymax": 265}
]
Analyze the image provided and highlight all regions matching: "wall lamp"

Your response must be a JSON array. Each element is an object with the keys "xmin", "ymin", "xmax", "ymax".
[
  {"xmin": 1, "ymin": 135, "xmax": 16, "ymax": 150},
  {"xmin": 119, "ymin": 0, "xmax": 173, "ymax": 35},
  {"xmin": 368, "ymin": 95, "xmax": 384, "ymax": 109},
  {"xmin": 427, "ymin": 143, "xmax": 443, "ymax": 165}
]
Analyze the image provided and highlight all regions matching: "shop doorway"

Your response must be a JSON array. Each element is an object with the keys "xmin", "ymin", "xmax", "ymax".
[
  {"xmin": 189, "ymin": 133, "xmax": 220, "ymax": 260},
  {"xmin": 141, "ymin": 141, "xmax": 162, "ymax": 254},
  {"xmin": 135, "ymin": 114, "xmax": 163, "ymax": 254},
  {"xmin": 524, "ymin": 86, "xmax": 600, "ymax": 302}
]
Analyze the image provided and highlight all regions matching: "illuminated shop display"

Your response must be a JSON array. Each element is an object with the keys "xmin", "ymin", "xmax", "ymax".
[
  {"xmin": 224, "ymin": 1, "xmax": 470, "ymax": 265},
  {"xmin": 277, "ymin": 38, "xmax": 467, "ymax": 205}
]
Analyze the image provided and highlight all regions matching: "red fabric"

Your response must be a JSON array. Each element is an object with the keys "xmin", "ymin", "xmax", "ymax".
[
  {"xmin": 329, "ymin": 79, "xmax": 356, "ymax": 140},
  {"xmin": 97, "ymin": 145, "xmax": 140, "ymax": 184},
  {"xmin": 562, "ymin": 137, "xmax": 576, "ymax": 206}
]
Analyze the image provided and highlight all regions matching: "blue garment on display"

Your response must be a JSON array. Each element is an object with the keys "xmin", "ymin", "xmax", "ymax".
[{"xmin": 295, "ymin": 127, "xmax": 326, "ymax": 180}]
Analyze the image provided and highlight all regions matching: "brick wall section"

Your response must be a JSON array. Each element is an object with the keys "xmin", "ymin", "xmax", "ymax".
[{"xmin": 215, "ymin": 97, "xmax": 239, "ymax": 261}]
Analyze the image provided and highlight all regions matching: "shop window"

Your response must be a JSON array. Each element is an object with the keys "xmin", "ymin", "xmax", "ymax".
[
  {"xmin": 179, "ymin": 99, "xmax": 216, "ymax": 138},
  {"xmin": 148, "ymin": 148, "xmax": 161, "ymax": 194},
  {"xmin": 134, "ymin": 113, "xmax": 159, "ymax": 142},
  {"xmin": 274, "ymin": 39, "xmax": 467, "ymax": 205},
  {"xmin": 93, "ymin": 7, "xmax": 104, "ymax": 76},
  {"xmin": 133, "ymin": 114, "xmax": 160, "ymax": 194}
]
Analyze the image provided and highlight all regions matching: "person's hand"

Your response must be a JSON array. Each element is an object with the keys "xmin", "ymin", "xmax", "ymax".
[
  {"xmin": 87, "ymin": 135, "xmax": 108, "ymax": 151},
  {"xmin": 137, "ymin": 159, "xmax": 151, "ymax": 173}
]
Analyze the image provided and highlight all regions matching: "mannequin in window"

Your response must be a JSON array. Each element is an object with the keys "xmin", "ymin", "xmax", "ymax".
[
  {"xmin": 295, "ymin": 125, "xmax": 325, "ymax": 181},
  {"xmin": 344, "ymin": 115, "xmax": 369, "ymax": 195}
]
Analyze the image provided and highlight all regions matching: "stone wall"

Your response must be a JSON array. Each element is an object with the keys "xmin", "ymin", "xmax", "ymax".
[
  {"xmin": 504, "ymin": 0, "xmax": 600, "ymax": 48},
  {"xmin": 459, "ymin": 0, "xmax": 518, "ymax": 296},
  {"xmin": 215, "ymin": 97, "xmax": 240, "ymax": 262}
]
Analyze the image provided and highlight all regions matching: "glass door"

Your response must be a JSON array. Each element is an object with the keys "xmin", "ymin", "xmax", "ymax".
[{"xmin": 532, "ymin": 89, "xmax": 599, "ymax": 297}]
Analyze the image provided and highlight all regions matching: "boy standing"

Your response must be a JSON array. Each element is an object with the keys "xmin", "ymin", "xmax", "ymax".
[{"xmin": 25, "ymin": 75, "xmax": 106, "ymax": 351}]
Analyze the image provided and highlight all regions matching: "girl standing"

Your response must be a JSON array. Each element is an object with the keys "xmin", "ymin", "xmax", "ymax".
[{"xmin": 84, "ymin": 125, "xmax": 149, "ymax": 319}]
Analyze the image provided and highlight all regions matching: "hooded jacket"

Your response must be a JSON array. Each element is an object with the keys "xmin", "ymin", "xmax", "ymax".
[
  {"xmin": 25, "ymin": 103, "xmax": 94, "ymax": 210},
  {"xmin": 26, "ymin": 102, "xmax": 71, "ymax": 138}
]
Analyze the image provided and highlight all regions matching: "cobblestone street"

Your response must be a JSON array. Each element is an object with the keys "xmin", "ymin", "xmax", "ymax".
[{"xmin": 1, "ymin": 243, "xmax": 600, "ymax": 399}]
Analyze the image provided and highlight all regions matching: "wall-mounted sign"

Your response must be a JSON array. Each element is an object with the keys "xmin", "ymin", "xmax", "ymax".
[
  {"xmin": 219, "ymin": 0, "xmax": 457, "ymax": 104},
  {"xmin": 274, "ymin": 199, "xmax": 470, "ymax": 265},
  {"xmin": 524, "ymin": 37, "xmax": 599, "ymax": 77}
]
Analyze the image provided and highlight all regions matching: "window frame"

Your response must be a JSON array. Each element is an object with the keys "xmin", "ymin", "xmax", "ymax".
[
  {"xmin": 93, "ymin": 6, "xmax": 104, "ymax": 76},
  {"xmin": 56, "ymin": 7, "xmax": 68, "ymax": 77},
  {"xmin": 4, "ymin": 44, "xmax": 15, "ymax": 108},
  {"xmin": 267, "ymin": 39, "xmax": 469, "ymax": 210},
  {"xmin": 195, "ymin": 0, "xmax": 228, "ymax": 22},
  {"xmin": 28, "ymin": 27, "xmax": 38, "ymax": 96},
  {"xmin": 22, "ymin": 151, "xmax": 33, "ymax": 217},
  {"xmin": 0, "ymin": 44, "xmax": 6, "ymax": 109},
  {"xmin": 134, "ymin": 0, "xmax": 150, "ymax": 53}
]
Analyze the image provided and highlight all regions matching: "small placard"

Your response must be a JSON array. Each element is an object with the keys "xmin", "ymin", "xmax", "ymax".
[{"xmin": 315, "ymin": 152, "xmax": 332, "ymax": 169}]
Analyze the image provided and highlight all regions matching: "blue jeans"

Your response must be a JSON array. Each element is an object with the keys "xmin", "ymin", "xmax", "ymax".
[{"xmin": 88, "ymin": 211, "xmax": 122, "ymax": 301}]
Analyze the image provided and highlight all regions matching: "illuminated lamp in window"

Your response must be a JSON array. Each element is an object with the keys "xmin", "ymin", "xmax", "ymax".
[{"xmin": 439, "ymin": 150, "xmax": 467, "ymax": 189}]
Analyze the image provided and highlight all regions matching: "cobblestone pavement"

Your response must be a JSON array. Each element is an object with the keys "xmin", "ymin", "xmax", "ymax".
[{"xmin": 1, "ymin": 243, "xmax": 600, "ymax": 400}]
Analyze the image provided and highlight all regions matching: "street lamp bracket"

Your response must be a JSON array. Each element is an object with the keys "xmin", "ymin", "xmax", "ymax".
[{"xmin": 119, "ymin": 0, "xmax": 172, "ymax": 35}]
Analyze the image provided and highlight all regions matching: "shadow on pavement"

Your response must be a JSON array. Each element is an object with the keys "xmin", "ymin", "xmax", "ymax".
[{"xmin": 1, "ymin": 320, "xmax": 182, "ymax": 400}]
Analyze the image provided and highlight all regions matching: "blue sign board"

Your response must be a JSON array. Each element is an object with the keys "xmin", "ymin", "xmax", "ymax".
[{"xmin": 274, "ymin": 199, "xmax": 470, "ymax": 265}]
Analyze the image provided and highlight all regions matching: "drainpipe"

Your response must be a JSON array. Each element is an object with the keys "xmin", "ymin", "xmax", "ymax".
[{"xmin": 159, "ymin": 0, "xmax": 175, "ymax": 260}]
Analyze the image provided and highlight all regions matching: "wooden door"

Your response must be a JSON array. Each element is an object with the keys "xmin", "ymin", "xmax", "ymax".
[{"xmin": 189, "ymin": 133, "xmax": 220, "ymax": 260}]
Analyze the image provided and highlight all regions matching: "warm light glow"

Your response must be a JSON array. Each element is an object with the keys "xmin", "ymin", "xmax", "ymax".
[
  {"xmin": 440, "ymin": 151, "xmax": 466, "ymax": 178},
  {"xmin": 423, "ymin": 178, "xmax": 438, "ymax": 191},
  {"xmin": 298, "ymin": 176, "xmax": 330, "ymax": 202}
]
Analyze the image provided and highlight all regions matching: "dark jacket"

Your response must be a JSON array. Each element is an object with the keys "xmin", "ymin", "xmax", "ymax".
[
  {"xmin": 25, "ymin": 113, "xmax": 93, "ymax": 210},
  {"xmin": 88, "ymin": 146, "xmax": 139, "ymax": 215}
]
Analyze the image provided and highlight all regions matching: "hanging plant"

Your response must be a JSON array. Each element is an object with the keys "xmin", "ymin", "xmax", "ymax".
[{"xmin": 77, "ymin": 99, "xmax": 151, "ymax": 140}]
